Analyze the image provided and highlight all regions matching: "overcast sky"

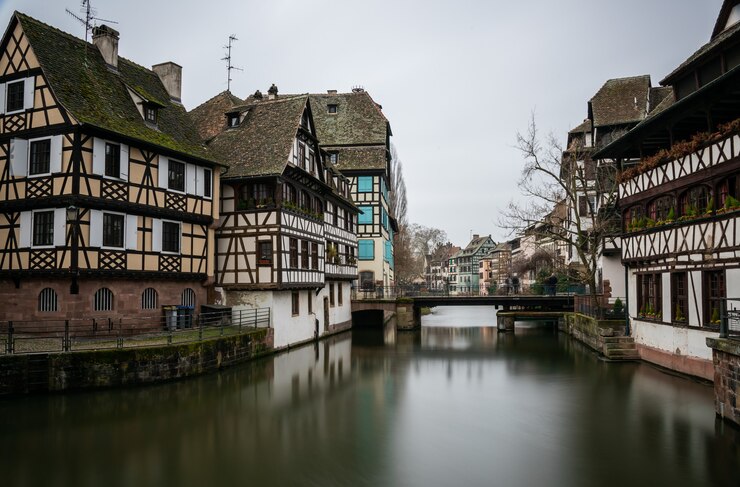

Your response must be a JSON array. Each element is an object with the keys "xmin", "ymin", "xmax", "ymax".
[{"xmin": 0, "ymin": 0, "xmax": 724, "ymax": 246}]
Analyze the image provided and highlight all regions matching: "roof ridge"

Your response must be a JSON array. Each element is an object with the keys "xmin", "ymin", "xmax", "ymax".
[{"xmin": 190, "ymin": 90, "xmax": 239, "ymax": 113}]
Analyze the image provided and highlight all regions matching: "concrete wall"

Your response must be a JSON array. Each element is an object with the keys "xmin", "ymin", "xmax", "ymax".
[
  {"xmin": 0, "ymin": 328, "xmax": 273, "ymax": 395},
  {"xmin": 632, "ymin": 319, "xmax": 714, "ymax": 380}
]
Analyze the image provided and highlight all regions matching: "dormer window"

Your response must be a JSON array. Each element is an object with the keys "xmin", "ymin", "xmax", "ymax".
[
  {"xmin": 227, "ymin": 113, "xmax": 240, "ymax": 127},
  {"xmin": 329, "ymin": 152, "xmax": 338, "ymax": 165},
  {"xmin": 328, "ymin": 104, "xmax": 338, "ymax": 114},
  {"xmin": 144, "ymin": 105, "xmax": 158, "ymax": 124}
]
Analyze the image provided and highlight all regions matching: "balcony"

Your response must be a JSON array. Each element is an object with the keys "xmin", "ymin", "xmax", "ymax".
[{"xmin": 325, "ymin": 256, "xmax": 358, "ymax": 279}]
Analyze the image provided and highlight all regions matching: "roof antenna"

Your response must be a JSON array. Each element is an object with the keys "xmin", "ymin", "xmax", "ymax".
[
  {"xmin": 66, "ymin": 0, "xmax": 117, "ymax": 43},
  {"xmin": 222, "ymin": 35, "xmax": 243, "ymax": 92}
]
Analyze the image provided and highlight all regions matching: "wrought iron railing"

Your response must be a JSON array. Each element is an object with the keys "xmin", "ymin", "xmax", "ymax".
[
  {"xmin": 0, "ymin": 308, "xmax": 270, "ymax": 355},
  {"xmin": 720, "ymin": 298, "xmax": 740, "ymax": 339},
  {"xmin": 574, "ymin": 294, "xmax": 627, "ymax": 321}
]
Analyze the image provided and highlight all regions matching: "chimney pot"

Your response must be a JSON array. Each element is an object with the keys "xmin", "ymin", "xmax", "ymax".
[
  {"xmin": 152, "ymin": 62, "xmax": 182, "ymax": 102},
  {"xmin": 327, "ymin": 89, "xmax": 337, "ymax": 94},
  {"xmin": 473, "ymin": 234, "xmax": 480, "ymax": 240},
  {"xmin": 92, "ymin": 25, "xmax": 119, "ymax": 69}
]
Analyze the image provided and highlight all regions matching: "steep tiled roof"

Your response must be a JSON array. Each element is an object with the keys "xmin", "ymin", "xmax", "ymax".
[
  {"xmin": 16, "ymin": 12, "xmax": 216, "ymax": 163},
  {"xmin": 589, "ymin": 75, "xmax": 651, "ymax": 127},
  {"xmin": 189, "ymin": 91, "xmax": 244, "ymax": 142},
  {"xmin": 663, "ymin": 19, "xmax": 740, "ymax": 85},
  {"xmin": 202, "ymin": 95, "xmax": 308, "ymax": 179},
  {"xmin": 333, "ymin": 146, "xmax": 387, "ymax": 171},
  {"xmin": 460, "ymin": 236, "xmax": 495, "ymax": 256},
  {"xmin": 568, "ymin": 119, "xmax": 591, "ymax": 134},
  {"xmin": 309, "ymin": 91, "xmax": 389, "ymax": 146}
]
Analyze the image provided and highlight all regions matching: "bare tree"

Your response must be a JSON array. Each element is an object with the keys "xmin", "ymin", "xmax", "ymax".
[
  {"xmin": 389, "ymin": 144, "xmax": 407, "ymax": 226},
  {"xmin": 500, "ymin": 114, "xmax": 620, "ymax": 301},
  {"xmin": 410, "ymin": 224, "xmax": 448, "ymax": 258}
]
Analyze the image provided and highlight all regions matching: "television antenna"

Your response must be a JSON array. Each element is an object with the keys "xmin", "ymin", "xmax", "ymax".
[
  {"xmin": 65, "ymin": 0, "xmax": 118, "ymax": 43},
  {"xmin": 221, "ymin": 35, "xmax": 243, "ymax": 92}
]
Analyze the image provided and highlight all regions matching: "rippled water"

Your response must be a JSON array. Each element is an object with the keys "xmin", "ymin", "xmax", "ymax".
[{"xmin": 1, "ymin": 306, "xmax": 739, "ymax": 487}]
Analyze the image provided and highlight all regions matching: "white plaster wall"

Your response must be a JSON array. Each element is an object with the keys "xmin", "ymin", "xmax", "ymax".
[
  {"xmin": 315, "ymin": 281, "xmax": 353, "ymax": 330},
  {"xmin": 601, "ymin": 253, "xmax": 625, "ymax": 298},
  {"xmin": 272, "ymin": 291, "xmax": 318, "ymax": 349},
  {"xmin": 632, "ymin": 319, "xmax": 713, "ymax": 361},
  {"xmin": 727, "ymin": 268, "xmax": 740, "ymax": 302},
  {"xmin": 628, "ymin": 269, "xmax": 638, "ymax": 316}
]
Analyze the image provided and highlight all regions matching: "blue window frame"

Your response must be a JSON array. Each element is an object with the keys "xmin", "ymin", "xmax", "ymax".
[
  {"xmin": 358, "ymin": 176, "xmax": 373, "ymax": 193},
  {"xmin": 384, "ymin": 240, "xmax": 392, "ymax": 262},
  {"xmin": 359, "ymin": 240, "xmax": 374, "ymax": 260},
  {"xmin": 358, "ymin": 205, "xmax": 373, "ymax": 224},
  {"xmin": 380, "ymin": 178, "xmax": 389, "ymax": 200},
  {"xmin": 381, "ymin": 207, "xmax": 388, "ymax": 230}
]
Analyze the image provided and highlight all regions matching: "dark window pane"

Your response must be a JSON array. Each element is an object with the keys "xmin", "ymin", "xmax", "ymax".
[
  {"xmin": 258, "ymin": 241, "xmax": 272, "ymax": 265},
  {"xmin": 32, "ymin": 211, "xmax": 54, "ymax": 246},
  {"xmin": 30, "ymin": 139, "xmax": 51, "ymax": 175},
  {"xmin": 105, "ymin": 143, "xmax": 120, "ymax": 178},
  {"xmin": 103, "ymin": 213, "xmax": 124, "ymax": 248},
  {"xmin": 6, "ymin": 81, "xmax": 24, "ymax": 112},
  {"xmin": 168, "ymin": 160, "xmax": 185, "ymax": 192},
  {"xmin": 162, "ymin": 221, "xmax": 180, "ymax": 253},
  {"xmin": 203, "ymin": 169, "xmax": 212, "ymax": 198}
]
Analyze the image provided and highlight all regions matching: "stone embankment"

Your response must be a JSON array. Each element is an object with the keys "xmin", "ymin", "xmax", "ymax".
[{"xmin": 560, "ymin": 313, "xmax": 638, "ymax": 361}]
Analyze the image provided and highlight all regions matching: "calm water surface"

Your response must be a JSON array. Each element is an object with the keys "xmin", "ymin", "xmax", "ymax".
[{"xmin": 2, "ymin": 306, "xmax": 739, "ymax": 487}]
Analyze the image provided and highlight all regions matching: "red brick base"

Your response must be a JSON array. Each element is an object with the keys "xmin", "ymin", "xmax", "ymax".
[
  {"xmin": 0, "ymin": 277, "xmax": 208, "ymax": 325},
  {"xmin": 637, "ymin": 343, "xmax": 714, "ymax": 381}
]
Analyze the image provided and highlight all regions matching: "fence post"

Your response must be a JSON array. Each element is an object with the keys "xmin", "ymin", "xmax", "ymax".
[
  {"xmin": 7, "ymin": 321, "xmax": 13, "ymax": 354},
  {"xmin": 64, "ymin": 320, "xmax": 70, "ymax": 352},
  {"xmin": 720, "ymin": 299, "xmax": 729, "ymax": 339}
]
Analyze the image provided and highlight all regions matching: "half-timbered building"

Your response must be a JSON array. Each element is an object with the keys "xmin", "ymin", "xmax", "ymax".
[
  {"xmin": 594, "ymin": 0, "xmax": 740, "ymax": 379},
  {"xmin": 309, "ymin": 89, "xmax": 396, "ymax": 290},
  {"xmin": 190, "ymin": 90, "xmax": 358, "ymax": 349},
  {"xmin": 0, "ymin": 13, "xmax": 221, "ymax": 323}
]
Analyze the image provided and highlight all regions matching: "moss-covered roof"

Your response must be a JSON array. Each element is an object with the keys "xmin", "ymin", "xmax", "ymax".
[
  {"xmin": 309, "ymin": 91, "xmax": 389, "ymax": 146},
  {"xmin": 15, "ymin": 12, "xmax": 217, "ymax": 164},
  {"xmin": 189, "ymin": 91, "xmax": 244, "ymax": 142},
  {"xmin": 197, "ymin": 94, "xmax": 309, "ymax": 179}
]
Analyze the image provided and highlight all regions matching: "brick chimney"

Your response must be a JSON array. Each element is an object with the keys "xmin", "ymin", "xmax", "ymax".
[
  {"xmin": 473, "ymin": 234, "xmax": 480, "ymax": 240},
  {"xmin": 152, "ymin": 62, "xmax": 182, "ymax": 102},
  {"xmin": 92, "ymin": 25, "xmax": 119, "ymax": 69}
]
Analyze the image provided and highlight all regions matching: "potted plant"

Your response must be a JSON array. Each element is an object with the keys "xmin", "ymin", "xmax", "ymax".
[
  {"xmin": 675, "ymin": 304, "xmax": 686, "ymax": 322},
  {"xmin": 327, "ymin": 244, "xmax": 338, "ymax": 263},
  {"xmin": 665, "ymin": 207, "xmax": 675, "ymax": 224}
]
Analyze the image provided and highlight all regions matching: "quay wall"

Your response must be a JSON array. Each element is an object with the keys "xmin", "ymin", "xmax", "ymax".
[
  {"xmin": 0, "ymin": 328, "xmax": 273, "ymax": 395},
  {"xmin": 707, "ymin": 338, "xmax": 740, "ymax": 428}
]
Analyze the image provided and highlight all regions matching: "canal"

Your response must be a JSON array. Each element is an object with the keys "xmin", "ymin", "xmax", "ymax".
[{"xmin": 1, "ymin": 306, "xmax": 739, "ymax": 486}]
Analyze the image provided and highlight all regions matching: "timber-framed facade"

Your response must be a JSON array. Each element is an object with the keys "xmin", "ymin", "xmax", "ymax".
[
  {"xmin": 595, "ymin": 0, "xmax": 740, "ymax": 380},
  {"xmin": 0, "ymin": 13, "xmax": 222, "ymax": 323}
]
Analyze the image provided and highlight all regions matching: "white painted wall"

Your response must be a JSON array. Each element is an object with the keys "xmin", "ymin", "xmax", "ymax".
[
  {"xmin": 601, "ymin": 253, "xmax": 625, "ymax": 298},
  {"xmin": 631, "ymin": 319, "xmax": 713, "ymax": 361}
]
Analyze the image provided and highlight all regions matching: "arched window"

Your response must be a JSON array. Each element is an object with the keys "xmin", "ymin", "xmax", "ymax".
[
  {"xmin": 94, "ymin": 288, "xmax": 114, "ymax": 311},
  {"xmin": 38, "ymin": 288, "xmax": 58, "ymax": 312},
  {"xmin": 141, "ymin": 288, "xmax": 158, "ymax": 309},
  {"xmin": 283, "ymin": 183, "xmax": 296, "ymax": 205},
  {"xmin": 181, "ymin": 288, "xmax": 196, "ymax": 307},
  {"xmin": 624, "ymin": 205, "xmax": 644, "ymax": 230},
  {"xmin": 647, "ymin": 195, "xmax": 675, "ymax": 221},
  {"xmin": 679, "ymin": 185, "xmax": 710, "ymax": 216}
]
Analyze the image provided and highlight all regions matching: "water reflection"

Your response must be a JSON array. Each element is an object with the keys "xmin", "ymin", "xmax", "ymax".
[{"xmin": 0, "ymin": 307, "xmax": 738, "ymax": 487}]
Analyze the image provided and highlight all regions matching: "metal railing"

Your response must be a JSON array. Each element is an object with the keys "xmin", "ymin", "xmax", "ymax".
[
  {"xmin": 574, "ymin": 294, "xmax": 627, "ymax": 321},
  {"xmin": 720, "ymin": 298, "xmax": 740, "ymax": 339},
  {"xmin": 351, "ymin": 284, "xmax": 587, "ymax": 300},
  {"xmin": 0, "ymin": 308, "xmax": 270, "ymax": 355}
]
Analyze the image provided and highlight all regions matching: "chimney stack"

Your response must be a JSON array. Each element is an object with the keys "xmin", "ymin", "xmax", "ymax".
[
  {"xmin": 327, "ymin": 89, "xmax": 337, "ymax": 94},
  {"xmin": 268, "ymin": 83, "xmax": 278, "ymax": 100},
  {"xmin": 473, "ymin": 234, "xmax": 480, "ymax": 240},
  {"xmin": 92, "ymin": 25, "xmax": 119, "ymax": 69},
  {"xmin": 152, "ymin": 62, "xmax": 182, "ymax": 102}
]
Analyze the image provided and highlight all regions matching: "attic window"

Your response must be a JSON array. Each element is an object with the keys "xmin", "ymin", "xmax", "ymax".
[
  {"xmin": 328, "ymin": 104, "xmax": 338, "ymax": 114},
  {"xmin": 6, "ymin": 81, "xmax": 24, "ymax": 113},
  {"xmin": 227, "ymin": 113, "xmax": 240, "ymax": 127},
  {"xmin": 144, "ymin": 105, "xmax": 158, "ymax": 124},
  {"xmin": 329, "ymin": 152, "xmax": 338, "ymax": 165}
]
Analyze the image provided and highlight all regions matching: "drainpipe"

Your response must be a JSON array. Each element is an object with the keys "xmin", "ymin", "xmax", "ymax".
[{"xmin": 624, "ymin": 264, "xmax": 630, "ymax": 336}]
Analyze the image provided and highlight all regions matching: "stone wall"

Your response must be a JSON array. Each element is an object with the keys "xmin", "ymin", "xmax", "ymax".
[
  {"xmin": 0, "ymin": 328, "xmax": 273, "ymax": 395},
  {"xmin": 706, "ymin": 338, "xmax": 740, "ymax": 427},
  {"xmin": 561, "ymin": 313, "xmax": 637, "ymax": 360}
]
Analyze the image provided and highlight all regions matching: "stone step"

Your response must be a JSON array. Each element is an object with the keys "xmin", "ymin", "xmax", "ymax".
[
  {"xmin": 604, "ymin": 341, "xmax": 636, "ymax": 350},
  {"xmin": 602, "ymin": 336, "xmax": 633, "ymax": 344},
  {"xmin": 605, "ymin": 348, "xmax": 640, "ymax": 360}
]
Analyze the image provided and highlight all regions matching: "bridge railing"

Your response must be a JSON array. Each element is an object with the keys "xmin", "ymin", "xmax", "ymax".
[
  {"xmin": 352, "ymin": 284, "xmax": 587, "ymax": 300},
  {"xmin": 720, "ymin": 298, "xmax": 740, "ymax": 339},
  {"xmin": 574, "ymin": 294, "xmax": 627, "ymax": 321}
]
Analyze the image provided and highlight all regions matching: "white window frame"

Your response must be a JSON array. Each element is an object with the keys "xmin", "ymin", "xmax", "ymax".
[
  {"xmin": 100, "ymin": 210, "xmax": 126, "ymax": 250},
  {"xmin": 160, "ymin": 219, "xmax": 181, "ymax": 255},
  {"xmin": 202, "ymin": 167, "xmax": 213, "ymax": 200},
  {"xmin": 166, "ymin": 159, "xmax": 186, "ymax": 195},
  {"xmin": 5, "ymin": 79, "xmax": 26, "ymax": 115},
  {"xmin": 93, "ymin": 137, "xmax": 129, "ymax": 181},
  {"xmin": 30, "ymin": 208, "xmax": 61, "ymax": 249},
  {"xmin": 27, "ymin": 136, "xmax": 54, "ymax": 177}
]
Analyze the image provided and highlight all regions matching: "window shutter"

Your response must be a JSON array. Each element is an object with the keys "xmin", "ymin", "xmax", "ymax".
[
  {"xmin": 89, "ymin": 210, "xmax": 103, "ymax": 247},
  {"xmin": 53, "ymin": 208, "xmax": 66, "ymax": 247},
  {"xmin": 125, "ymin": 214, "xmax": 138, "ymax": 250},
  {"xmin": 19, "ymin": 211, "xmax": 31, "ymax": 248},
  {"xmin": 119, "ymin": 144, "xmax": 129, "ymax": 181},
  {"xmin": 92, "ymin": 138, "xmax": 105, "ymax": 175},
  {"xmin": 9, "ymin": 138, "xmax": 28, "ymax": 177},
  {"xmin": 186, "ymin": 163, "xmax": 196, "ymax": 194},
  {"xmin": 23, "ymin": 76, "xmax": 35, "ymax": 110},
  {"xmin": 50, "ymin": 135, "xmax": 63, "ymax": 173},
  {"xmin": 152, "ymin": 219, "xmax": 162, "ymax": 252},
  {"xmin": 158, "ymin": 157, "xmax": 168, "ymax": 188},
  {"xmin": 0, "ymin": 83, "xmax": 5, "ymax": 115},
  {"xmin": 196, "ymin": 167, "xmax": 204, "ymax": 196}
]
